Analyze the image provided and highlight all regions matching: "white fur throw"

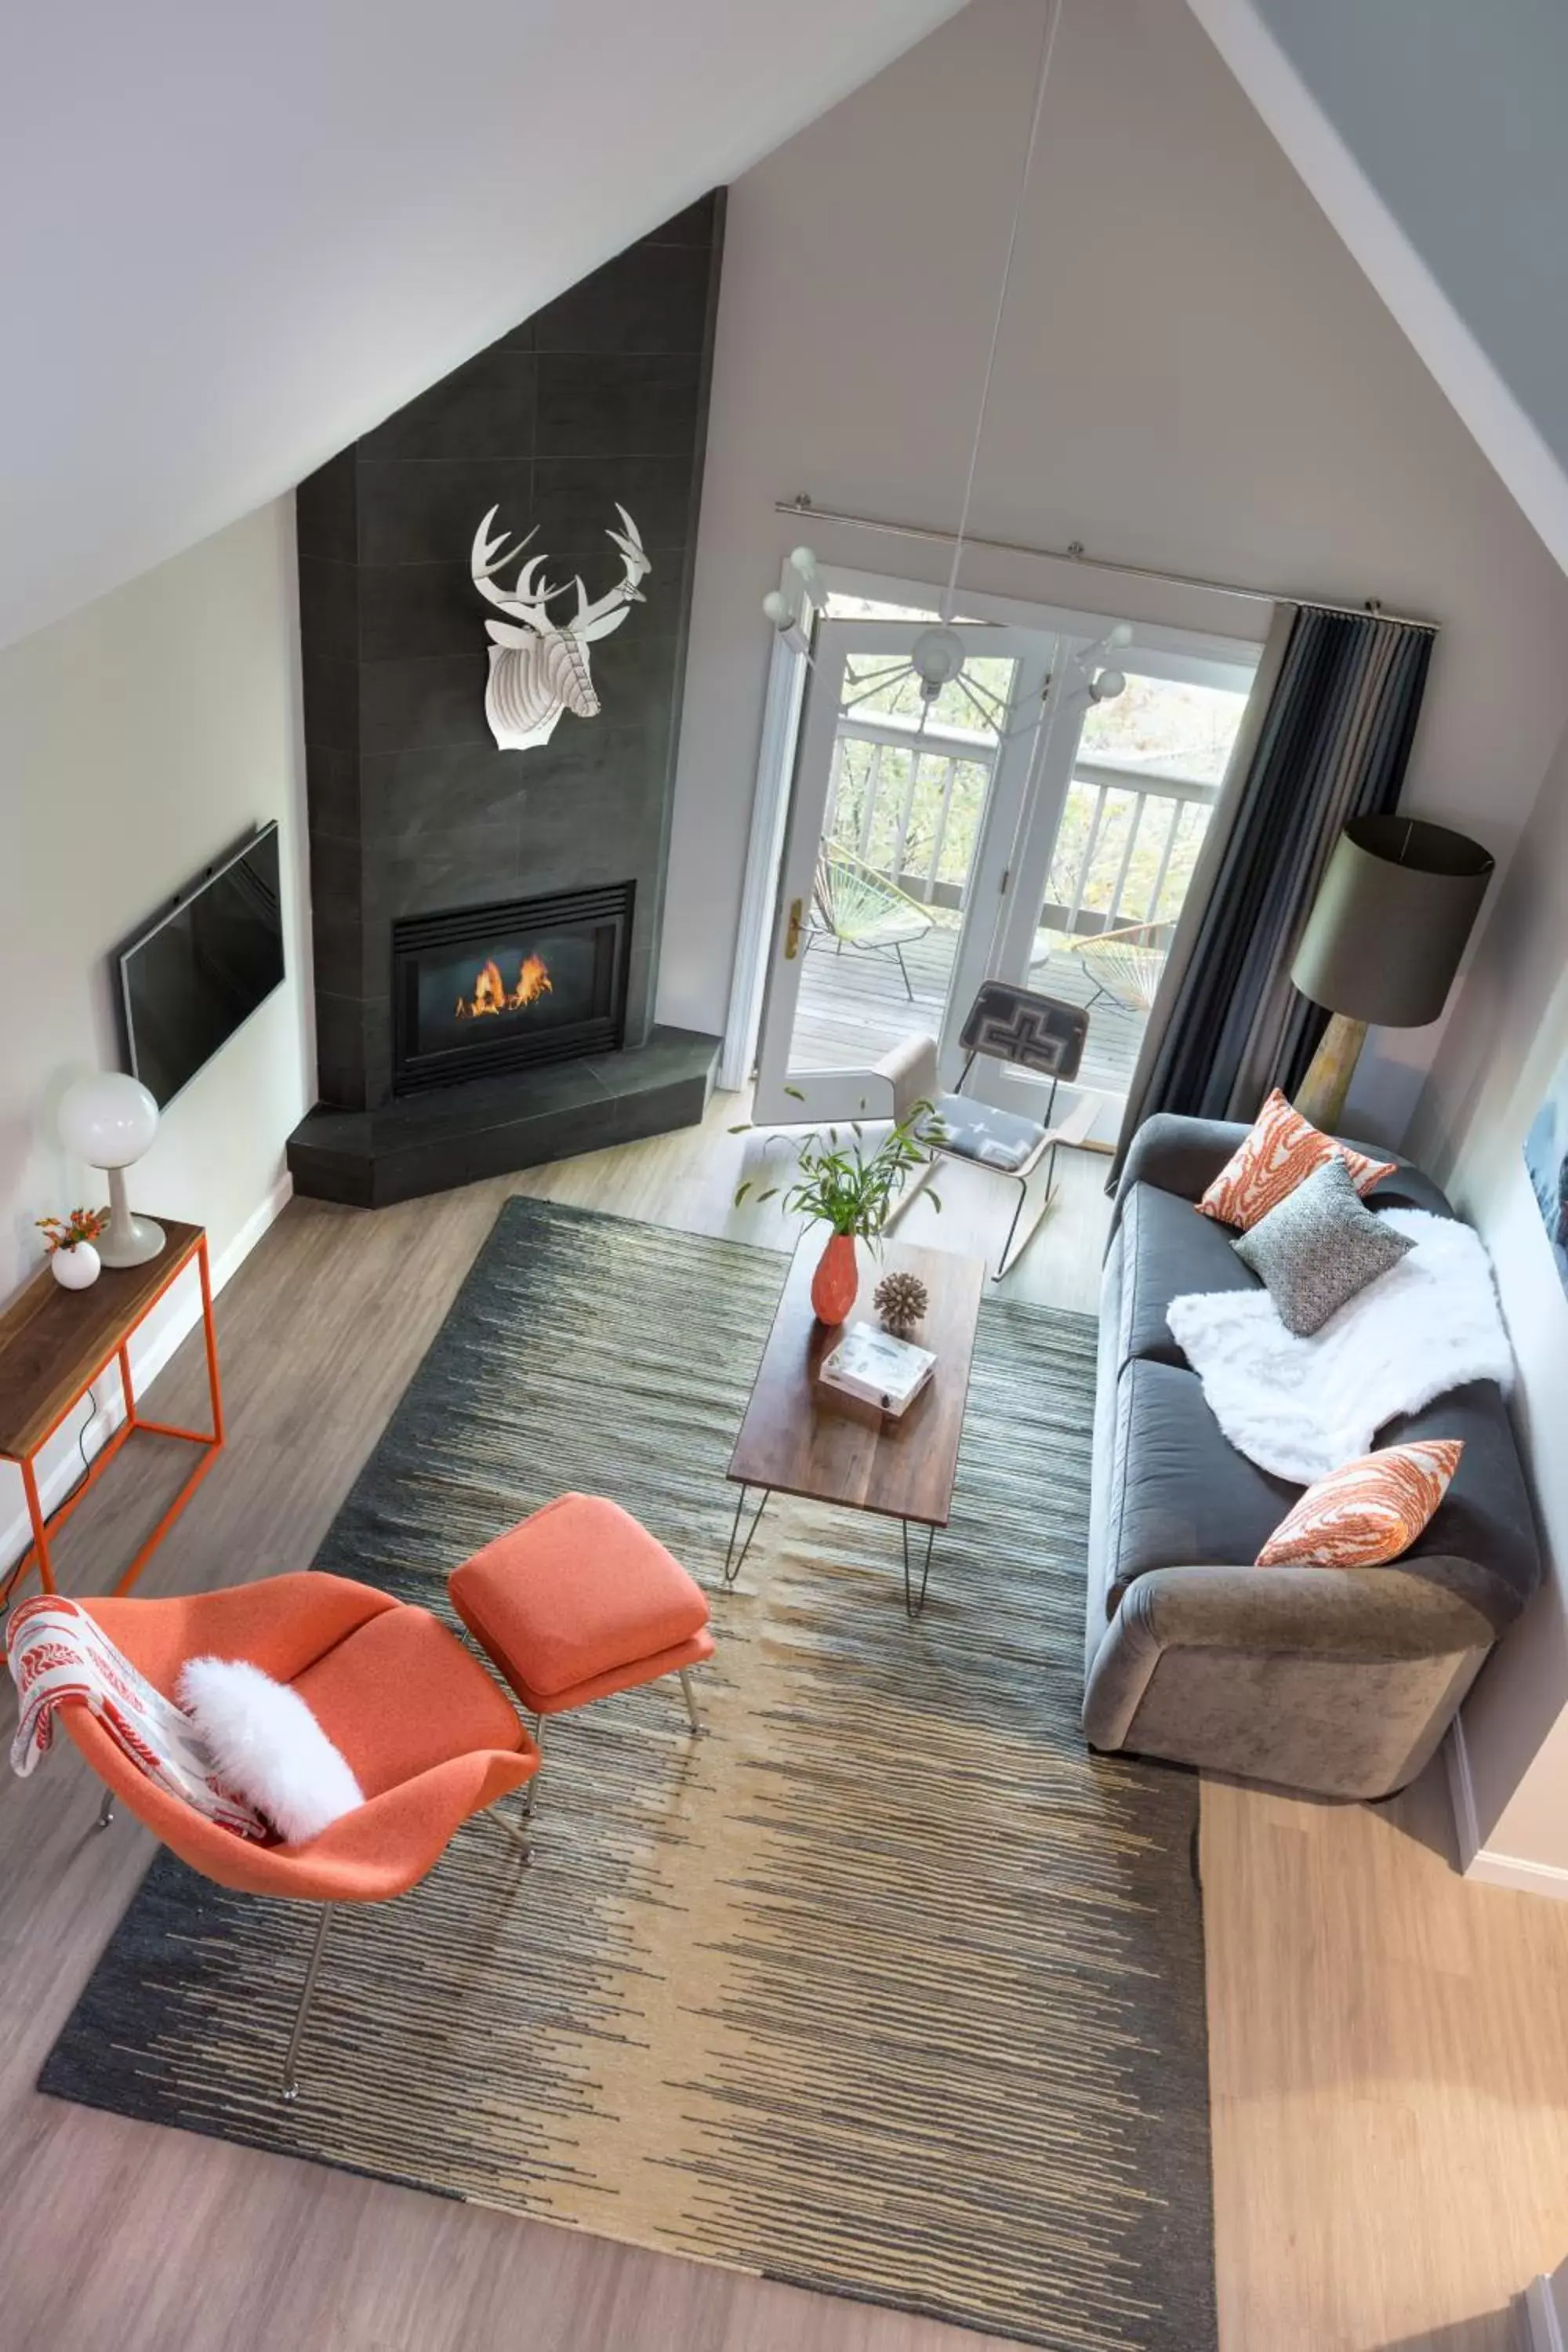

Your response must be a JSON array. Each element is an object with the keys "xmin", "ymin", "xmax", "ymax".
[
  {"xmin": 177, "ymin": 1657, "xmax": 364, "ymax": 1845},
  {"xmin": 1166, "ymin": 1209, "xmax": 1514, "ymax": 1484}
]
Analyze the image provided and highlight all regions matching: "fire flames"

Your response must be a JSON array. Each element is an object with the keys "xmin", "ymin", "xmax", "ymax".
[{"xmin": 455, "ymin": 952, "xmax": 553, "ymax": 1019}]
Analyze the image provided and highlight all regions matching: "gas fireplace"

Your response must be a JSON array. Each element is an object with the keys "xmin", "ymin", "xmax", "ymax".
[{"xmin": 391, "ymin": 883, "xmax": 633, "ymax": 1094}]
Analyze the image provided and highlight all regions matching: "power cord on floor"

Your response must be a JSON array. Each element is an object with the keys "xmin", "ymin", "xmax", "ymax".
[{"xmin": 0, "ymin": 1388, "xmax": 101, "ymax": 1610}]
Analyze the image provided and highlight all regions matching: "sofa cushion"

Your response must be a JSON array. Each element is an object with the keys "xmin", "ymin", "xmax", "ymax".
[
  {"xmin": 1096, "ymin": 1363, "xmax": 1537, "ymax": 1636},
  {"xmin": 1101, "ymin": 1359, "xmax": 1298, "ymax": 1619},
  {"xmin": 1379, "ymin": 1382, "xmax": 1541, "ymax": 1626},
  {"xmin": 1116, "ymin": 1180, "xmax": 1261, "ymax": 1371},
  {"xmin": 1115, "ymin": 1172, "xmax": 1450, "ymax": 1377}
]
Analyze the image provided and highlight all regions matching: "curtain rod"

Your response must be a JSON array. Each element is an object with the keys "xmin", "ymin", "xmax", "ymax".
[{"xmin": 773, "ymin": 495, "xmax": 1439, "ymax": 635}]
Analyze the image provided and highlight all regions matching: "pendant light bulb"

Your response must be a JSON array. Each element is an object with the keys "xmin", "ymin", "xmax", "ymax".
[
  {"xmin": 910, "ymin": 622, "xmax": 967, "ymax": 702},
  {"xmin": 1088, "ymin": 666, "xmax": 1127, "ymax": 703}
]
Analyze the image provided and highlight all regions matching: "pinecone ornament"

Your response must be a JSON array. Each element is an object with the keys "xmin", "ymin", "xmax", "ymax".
[{"xmin": 874, "ymin": 1269, "xmax": 928, "ymax": 1338}]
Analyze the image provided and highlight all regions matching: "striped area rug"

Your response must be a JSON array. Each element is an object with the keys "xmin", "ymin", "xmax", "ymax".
[{"xmin": 42, "ymin": 1199, "xmax": 1215, "ymax": 2350}]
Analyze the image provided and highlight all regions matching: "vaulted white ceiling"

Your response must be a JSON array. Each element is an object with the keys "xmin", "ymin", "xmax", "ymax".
[{"xmin": 0, "ymin": 0, "xmax": 964, "ymax": 652}]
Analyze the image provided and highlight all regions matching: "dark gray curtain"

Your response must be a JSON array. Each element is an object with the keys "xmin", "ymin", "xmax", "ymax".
[{"xmin": 1109, "ymin": 603, "xmax": 1434, "ymax": 1178}]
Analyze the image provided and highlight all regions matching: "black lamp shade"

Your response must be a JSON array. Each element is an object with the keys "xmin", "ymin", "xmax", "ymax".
[{"xmin": 1291, "ymin": 816, "xmax": 1494, "ymax": 1028}]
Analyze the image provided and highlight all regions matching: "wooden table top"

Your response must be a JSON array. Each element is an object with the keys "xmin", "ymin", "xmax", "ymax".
[
  {"xmin": 728, "ymin": 1236, "xmax": 985, "ymax": 1527},
  {"xmin": 0, "ymin": 1221, "xmax": 203, "ymax": 1459}
]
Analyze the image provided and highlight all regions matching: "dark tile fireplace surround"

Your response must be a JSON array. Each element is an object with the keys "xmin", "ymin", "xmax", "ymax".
[{"xmin": 286, "ymin": 195, "xmax": 724, "ymax": 1207}]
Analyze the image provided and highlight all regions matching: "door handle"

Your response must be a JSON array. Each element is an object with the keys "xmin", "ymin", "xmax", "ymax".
[{"xmin": 784, "ymin": 898, "xmax": 804, "ymax": 960}]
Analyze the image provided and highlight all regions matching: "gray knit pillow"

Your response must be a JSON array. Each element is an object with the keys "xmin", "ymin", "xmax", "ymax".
[{"xmin": 1232, "ymin": 1154, "xmax": 1413, "ymax": 1336}]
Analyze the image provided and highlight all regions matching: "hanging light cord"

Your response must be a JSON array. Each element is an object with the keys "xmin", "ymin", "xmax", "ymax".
[{"xmin": 941, "ymin": 0, "xmax": 1066, "ymax": 623}]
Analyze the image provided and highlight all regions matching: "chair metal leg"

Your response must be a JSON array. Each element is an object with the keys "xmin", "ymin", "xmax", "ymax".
[
  {"xmin": 993, "ymin": 1142, "xmax": 1062, "ymax": 1283},
  {"xmin": 993, "ymin": 1173, "xmax": 1030, "ymax": 1281},
  {"xmin": 485, "ymin": 1802, "xmax": 534, "ymax": 1862},
  {"xmin": 521, "ymin": 1711, "xmax": 546, "ymax": 1816},
  {"xmin": 96, "ymin": 1785, "xmax": 117, "ymax": 1831},
  {"xmin": 281, "ymin": 1904, "xmax": 332, "ymax": 2103},
  {"xmin": 893, "ymin": 943, "xmax": 915, "ymax": 1001},
  {"xmin": 678, "ymin": 1668, "xmax": 707, "ymax": 1737}
]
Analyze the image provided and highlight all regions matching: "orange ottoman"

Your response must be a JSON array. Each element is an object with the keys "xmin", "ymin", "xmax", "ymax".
[{"xmin": 448, "ymin": 1495, "xmax": 714, "ymax": 1770}]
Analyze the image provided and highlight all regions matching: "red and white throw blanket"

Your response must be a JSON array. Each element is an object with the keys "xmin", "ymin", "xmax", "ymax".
[{"xmin": 5, "ymin": 1595, "xmax": 267, "ymax": 1839}]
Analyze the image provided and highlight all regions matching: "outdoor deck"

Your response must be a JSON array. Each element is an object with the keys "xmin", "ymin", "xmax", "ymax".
[{"xmin": 791, "ymin": 918, "xmax": 1146, "ymax": 1098}]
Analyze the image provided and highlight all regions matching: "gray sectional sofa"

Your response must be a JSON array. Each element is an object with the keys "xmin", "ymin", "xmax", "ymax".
[{"xmin": 1083, "ymin": 1113, "xmax": 1541, "ymax": 1800}]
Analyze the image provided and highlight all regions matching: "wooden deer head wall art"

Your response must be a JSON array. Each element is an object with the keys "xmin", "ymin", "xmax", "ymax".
[{"xmin": 470, "ymin": 503, "xmax": 651, "ymax": 752}]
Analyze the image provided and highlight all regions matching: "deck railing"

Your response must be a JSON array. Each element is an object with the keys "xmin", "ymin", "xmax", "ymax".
[
  {"xmin": 824, "ymin": 714, "xmax": 996, "ymax": 909},
  {"xmin": 826, "ymin": 715, "xmax": 1219, "ymax": 934},
  {"xmin": 1043, "ymin": 760, "xmax": 1218, "ymax": 942}
]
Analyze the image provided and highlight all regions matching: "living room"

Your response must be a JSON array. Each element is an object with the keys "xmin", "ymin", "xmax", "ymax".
[{"xmin": 3, "ymin": 2, "xmax": 1568, "ymax": 2348}]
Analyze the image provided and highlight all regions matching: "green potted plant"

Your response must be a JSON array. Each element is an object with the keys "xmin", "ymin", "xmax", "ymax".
[{"xmin": 735, "ymin": 1102, "xmax": 942, "ymax": 1327}]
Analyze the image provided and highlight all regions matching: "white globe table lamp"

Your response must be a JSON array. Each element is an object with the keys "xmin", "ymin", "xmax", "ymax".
[{"xmin": 58, "ymin": 1073, "xmax": 165, "ymax": 1268}]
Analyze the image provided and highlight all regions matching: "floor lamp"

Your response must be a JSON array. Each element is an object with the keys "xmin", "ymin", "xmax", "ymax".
[{"xmin": 1291, "ymin": 816, "xmax": 1494, "ymax": 1134}]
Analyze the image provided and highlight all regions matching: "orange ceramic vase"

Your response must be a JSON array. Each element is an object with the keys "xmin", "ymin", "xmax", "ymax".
[{"xmin": 811, "ymin": 1232, "xmax": 859, "ymax": 1327}]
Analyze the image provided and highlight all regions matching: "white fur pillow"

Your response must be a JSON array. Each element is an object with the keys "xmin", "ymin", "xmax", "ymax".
[{"xmin": 177, "ymin": 1657, "xmax": 365, "ymax": 1844}]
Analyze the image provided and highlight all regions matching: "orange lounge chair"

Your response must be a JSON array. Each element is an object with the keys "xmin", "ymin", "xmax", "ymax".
[{"xmin": 56, "ymin": 1572, "xmax": 538, "ymax": 2098}]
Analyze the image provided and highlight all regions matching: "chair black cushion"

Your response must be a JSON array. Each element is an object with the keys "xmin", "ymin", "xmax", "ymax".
[{"xmin": 959, "ymin": 982, "xmax": 1087, "ymax": 1080}]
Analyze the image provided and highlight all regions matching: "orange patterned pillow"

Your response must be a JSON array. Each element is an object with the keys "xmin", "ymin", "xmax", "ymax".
[
  {"xmin": 1255, "ymin": 1440, "xmax": 1463, "ymax": 1568},
  {"xmin": 1199, "ymin": 1088, "xmax": 1396, "ymax": 1230}
]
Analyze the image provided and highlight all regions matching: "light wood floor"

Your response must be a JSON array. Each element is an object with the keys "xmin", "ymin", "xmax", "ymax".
[{"xmin": 3, "ymin": 1091, "xmax": 1566, "ymax": 2352}]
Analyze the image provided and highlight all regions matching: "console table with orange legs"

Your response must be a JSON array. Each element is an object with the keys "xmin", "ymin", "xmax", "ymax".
[{"xmin": 0, "ymin": 1221, "xmax": 223, "ymax": 1602}]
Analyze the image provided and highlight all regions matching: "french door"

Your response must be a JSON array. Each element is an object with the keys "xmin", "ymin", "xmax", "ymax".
[
  {"xmin": 751, "ymin": 619, "xmax": 1058, "ymax": 1124},
  {"xmin": 748, "ymin": 604, "xmax": 1258, "ymax": 1134}
]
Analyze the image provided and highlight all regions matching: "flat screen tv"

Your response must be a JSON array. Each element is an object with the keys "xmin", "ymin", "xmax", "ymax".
[{"xmin": 117, "ymin": 823, "xmax": 286, "ymax": 1109}]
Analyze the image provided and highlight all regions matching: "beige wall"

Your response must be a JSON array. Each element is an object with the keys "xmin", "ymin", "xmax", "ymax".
[
  {"xmin": 660, "ymin": 0, "xmax": 1568, "ymax": 1146},
  {"xmin": 1409, "ymin": 727, "xmax": 1568, "ymax": 1877},
  {"xmin": 0, "ymin": 501, "xmax": 314, "ymax": 1544}
]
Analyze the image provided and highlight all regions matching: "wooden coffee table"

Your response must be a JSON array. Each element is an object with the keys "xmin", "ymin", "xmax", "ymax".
[{"xmin": 723, "ymin": 1235, "xmax": 985, "ymax": 1617}]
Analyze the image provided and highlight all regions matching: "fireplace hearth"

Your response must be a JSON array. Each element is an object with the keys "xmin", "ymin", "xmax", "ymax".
[{"xmin": 392, "ymin": 884, "xmax": 632, "ymax": 1094}]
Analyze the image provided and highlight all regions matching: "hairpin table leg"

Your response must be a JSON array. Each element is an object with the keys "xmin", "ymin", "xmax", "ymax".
[
  {"xmin": 902, "ymin": 1519, "xmax": 937, "ymax": 1619},
  {"xmin": 721, "ymin": 1484, "xmax": 771, "ymax": 1588}
]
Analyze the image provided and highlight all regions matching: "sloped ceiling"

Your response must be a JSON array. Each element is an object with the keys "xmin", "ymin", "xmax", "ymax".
[
  {"xmin": 1187, "ymin": 0, "xmax": 1568, "ymax": 580},
  {"xmin": 0, "ymin": 0, "xmax": 964, "ymax": 652}
]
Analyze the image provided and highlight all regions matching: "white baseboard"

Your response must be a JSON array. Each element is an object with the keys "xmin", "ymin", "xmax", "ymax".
[
  {"xmin": 0, "ymin": 1172, "xmax": 294, "ymax": 1577},
  {"xmin": 1445, "ymin": 1718, "xmax": 1568, "ymax": 1902},
  {"xmin": 1526, "ymin": 2273, "xmax": 1567, "ymax": 2352}
]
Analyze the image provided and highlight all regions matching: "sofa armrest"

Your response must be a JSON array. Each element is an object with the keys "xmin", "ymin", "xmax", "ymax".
[
  {"xmin": 1123, "ymin": 1562, "xmax": 1493, "ymax": 1656},
  {"xmin": 1083, "ymin": 1559, "xmax": 1495, "ymax": 1755},
  {"xmin": 1109, "ymin": 1113, "xmax": 1250, "ymax": 1240}
]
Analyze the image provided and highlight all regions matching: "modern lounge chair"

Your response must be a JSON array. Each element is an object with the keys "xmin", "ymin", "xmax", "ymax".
[
  {"xmin": 56, "ymin": 1572, "xmax": 539, "ymax": 2100},
  {"xmin": 887, "ymin": 981, "xmax": 1095, "ymax": 1279}
]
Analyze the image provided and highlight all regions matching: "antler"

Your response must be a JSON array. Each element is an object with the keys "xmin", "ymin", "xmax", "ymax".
[
  {"xmin": 568, "ymin": 505, "xmax": 652, "ymax": 644},
  {"xmin": 470, "ymin": 506, "xmax": 562, "ymax": 635}
]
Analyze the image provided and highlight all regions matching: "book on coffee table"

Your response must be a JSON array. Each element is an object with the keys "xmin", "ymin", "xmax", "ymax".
[{"xmin": 817, "ymin": 1321, "xmax": 935, "ymax": 1418}]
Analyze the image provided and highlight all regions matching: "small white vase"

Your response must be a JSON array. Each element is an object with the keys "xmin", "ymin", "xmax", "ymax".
[{"xmin": 51, "ymin": 1241, "xmax": 101, "ymax": 1291}]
